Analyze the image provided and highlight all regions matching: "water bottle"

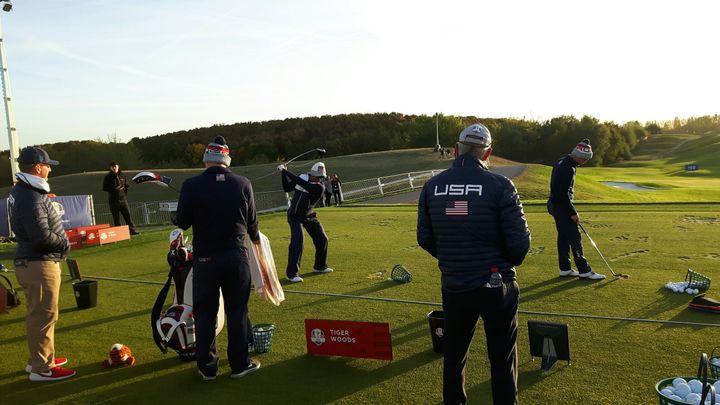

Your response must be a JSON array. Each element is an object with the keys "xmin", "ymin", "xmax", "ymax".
[{"xmin": 487, "ymin": 266, "xmax": 502, "ymax": 288}]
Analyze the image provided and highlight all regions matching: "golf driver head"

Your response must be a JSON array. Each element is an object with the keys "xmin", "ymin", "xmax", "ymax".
[{"xmin": 132, "ymin": 171, "xmax": 172, "ymax": 187}]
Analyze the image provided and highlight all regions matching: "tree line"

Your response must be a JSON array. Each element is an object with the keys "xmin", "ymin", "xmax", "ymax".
[{"xmin": 2, "ymin": 112, "xmax": 717, "ymax": 187}]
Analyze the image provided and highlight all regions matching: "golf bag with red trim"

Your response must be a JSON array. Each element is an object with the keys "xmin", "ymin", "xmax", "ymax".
[
  {"xmin": 689, "ymin": 294, "xmax": 720, "ymax": 314},
  {"xmin": 151, "ymin": 229, "xmax": 225, "ymax": 361}
]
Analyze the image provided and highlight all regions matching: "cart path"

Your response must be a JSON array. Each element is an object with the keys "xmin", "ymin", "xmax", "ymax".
[{"xmin": 365, "ymin": 164, "xmax": 527, "ymax": 205}]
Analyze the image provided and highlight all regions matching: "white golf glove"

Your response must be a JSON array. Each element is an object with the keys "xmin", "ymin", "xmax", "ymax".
[{"xmin": 277, "ymin": 164, "xmax": 286, "ymax": 172}]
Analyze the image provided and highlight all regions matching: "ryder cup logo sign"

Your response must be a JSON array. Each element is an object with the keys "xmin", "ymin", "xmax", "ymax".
[{"xmin": 311, "ymin": 328, "xmax": 326, "ymax": 346}]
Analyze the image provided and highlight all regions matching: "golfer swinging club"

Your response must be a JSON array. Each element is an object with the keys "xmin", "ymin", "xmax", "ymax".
[
  {"xmin": 278, "ymin": 161, "xmax": 333, "ymax": 283},
  {"xmin": 547, "ymin": 139, "xmax": 605, "ymax": 280}
]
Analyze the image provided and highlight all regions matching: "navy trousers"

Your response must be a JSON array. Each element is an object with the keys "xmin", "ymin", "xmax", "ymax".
[
  {"xmin": 286, "ymin": 214, "xmax": 328, "ymax": 278},
  {"xmin": 109, "ymin": 199, "xmax": 137, "ymax": 231},
  {"xmin": 551, "ymin": 213, "xmax": 590, "ymax": 272},
  {"xmin": 442, "ymin": 281, "xmax": 519, "ymax": 405},
  {"xmin": 192, "ymin": 248, "xmax": 251, "ymax": 375}
]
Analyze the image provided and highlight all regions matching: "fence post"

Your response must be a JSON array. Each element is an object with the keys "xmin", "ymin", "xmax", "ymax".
[
  {"xmin": 142, "ymin": 203, "xmax": 149, "ymax": 225},
  {"xmin": 377, "ymin": 178, "xmax": 384, "ymax": 196}
]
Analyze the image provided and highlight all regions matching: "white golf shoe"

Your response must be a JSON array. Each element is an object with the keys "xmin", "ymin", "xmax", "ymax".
[
  {"xmin": 578, "ymin": 271, "xmax": 606, "ymax": 280},
  {"xmin": 559, "ymin": 269, "xmax": 580, "ymax": 277},
  {"xmin": 287, "ymin": 276, "xmax": 304, "ymax": 283},
  {"xmin": 313, "ymin": 267, "xmax": 333, "ymax": 274}
]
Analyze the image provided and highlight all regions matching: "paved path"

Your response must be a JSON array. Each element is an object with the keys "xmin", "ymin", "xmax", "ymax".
[{"xmin": 365, "ymin": 164, "xmax": 527, "ymax": 204}]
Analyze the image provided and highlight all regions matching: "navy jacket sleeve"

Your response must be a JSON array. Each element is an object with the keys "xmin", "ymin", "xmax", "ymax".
[
  {"xmin": 550, "ymin": 161, "xmax": 576, "ymax": 216},
  {"xmin": 281, "ymin": 169, "xmax": 323, "ymax": 196},
  {"xmin": 245, "ymin": 182, "xmax": 260, "ymax": 242},
  {"xmin": 497, "ymin": 179, "xmax": 531, "ymax": 266},
  {"xmin": 416, "ymin": 184, "xmax": 437, "ymax": 258},
  {"xmin": 175, "ymin": 178, "xmax": 194, "ymax": 231}
]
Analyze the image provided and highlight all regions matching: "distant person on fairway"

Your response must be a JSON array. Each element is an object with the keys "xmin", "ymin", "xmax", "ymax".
[
  {"xmin": 547, "ymin": 139, "xmax": 605, "ymax": 280},
  {"xmin": 10, "ymin": 147, "xmax": 75, "ymax": 381},
  {"xmin": 323, "ymin": 177, "xmax": 333, "ymax": 207},
  {"xmin": 176, "ymin": 136, "xmax": 262, "ymax": 380},
  {"xmin": 102, "ymin": 161, "xmax": 140, "ymax": 235},
  {"xmin": 417, "ymin": 124, "xmax": 531, "ymax": 404},
  {"xmin": 331, "ymin": 174, "xmax": 343, "ymax": 205},
  {"xmin": 278, "ymin": 161, "xmax": 333, "ymax": 283}
]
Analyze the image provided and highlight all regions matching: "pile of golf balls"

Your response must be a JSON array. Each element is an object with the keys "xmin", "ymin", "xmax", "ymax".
[
  {"xmin": 665, "ymin": 281, "xmax": 700, "ymax": 295},
  {"xmin": 658, "ymin": 378, "xmax": 720, "ymax": 404},
  {"xmin": 660, "ymin": 377, "xmax": 720, "ymax": 405}
]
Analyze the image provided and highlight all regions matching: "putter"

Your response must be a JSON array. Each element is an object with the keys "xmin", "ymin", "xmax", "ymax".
[
  {"xmin": 578, "ymin": 224, "xmax": 629, "ymax": 279},
  {"xmin": 251, "ymin": 148, "xmax": 327, "ymax": 181},
  {"xmin": 132, "ymin": 171, "xmax": 180, "ymax": 193}
]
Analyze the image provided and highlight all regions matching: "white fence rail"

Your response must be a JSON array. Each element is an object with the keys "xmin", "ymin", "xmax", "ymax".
[{"xmin": 93, "ymin": 169, "xmax": 441, "ymax": 226}]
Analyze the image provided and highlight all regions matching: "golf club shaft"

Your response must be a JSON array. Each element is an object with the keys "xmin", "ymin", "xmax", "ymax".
[
  {"xmin": 579, "ymin": 224, "xmax": 618, "ymax": 277},
  {"xmin": 251, "ymin": 147, "xmax": 326, "ymax": 181}
]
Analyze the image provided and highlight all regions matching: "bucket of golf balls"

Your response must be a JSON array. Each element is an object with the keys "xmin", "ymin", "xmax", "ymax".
[
  {"xmin": 711, "ymin": 347, "xmax": 720, "ymax": 380},
  {"xmin": 665, "ymin": 281, "xmax": 701, "ymax": 295},
  {"xmin": 655, "ymin": 377, "xmax": 719, "ymax": 404}
]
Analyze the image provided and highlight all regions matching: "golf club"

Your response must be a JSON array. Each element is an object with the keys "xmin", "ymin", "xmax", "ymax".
[
  {"xmin": 132, "ymin": 171, "xmax": 180, "ymax": 193},
  {"xmin": 578, "ymin": 223, "xmax": 630, "ymax": 279},
  {"xmin": 251, "ymin": 147, "xmax": 327, "ymax": 181}
]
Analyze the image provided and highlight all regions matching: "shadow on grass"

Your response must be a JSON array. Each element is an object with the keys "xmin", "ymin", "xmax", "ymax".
[
  {"xmin": 521, "ymin": 278, "xmax": 587, "ymax": 304},
  {"xmin": 288, "ymin": 280, "xmax": 400, "ymax": 309},
  {"xmin": 454, "ymin": 358, "xmax": 568, "ymax": 404},
  {"xmin": 608, "ymin": 288, "xmax": 698, "ymax": 332},
  {"xmin": 12, "ymin": 350, "xmax": 440, "ymax": 404},
  {"xmin": 0, "ymin": 308, "xmax": 150, "ymax": 346},
  {"xmin": 0, "ymin": 357, "xmax": 180, "ymax": 404}
]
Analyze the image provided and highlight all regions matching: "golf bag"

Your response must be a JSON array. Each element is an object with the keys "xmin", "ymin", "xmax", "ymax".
[
  {"xmin": 689, "ymin": 294, "xmax": 720, "ymax": 314},
  {"xmin": 151, "ymin": 229, "xmax": 225, "ymax": 361}
]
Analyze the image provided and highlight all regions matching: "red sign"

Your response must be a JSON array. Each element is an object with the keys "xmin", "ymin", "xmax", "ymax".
[
  {"xmin": 305, "ymin": 319, "xmax": 392, "ymax": 360},
  {"xmin": 67, "ymin": 233, "xmax": 84, "ymax": 250},
  {"xmin": 98, "ymin": 226, "xmax": 131, "ymax": 245}
]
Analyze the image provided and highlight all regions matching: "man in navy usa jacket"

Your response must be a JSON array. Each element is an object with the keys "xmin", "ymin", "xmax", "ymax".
[
  {"xmin": 176, "ymin": 136, "xmax": 261, "ymax": 380},
  {"xmin": 417, "ymin": 124, "xmax": 531, "ymax": 404},
  {"xmin": 547, "ymin": 139, "xmax": 605, "ymax": 280},
  {"xmin": 278, "ymin": 161, "xmax": 333, "ymax": 283}
]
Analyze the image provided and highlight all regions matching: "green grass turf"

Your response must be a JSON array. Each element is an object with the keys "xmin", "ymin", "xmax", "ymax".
[{"xmin": 1, "ymin": 205, "xmax": 718, "ymax": 404}]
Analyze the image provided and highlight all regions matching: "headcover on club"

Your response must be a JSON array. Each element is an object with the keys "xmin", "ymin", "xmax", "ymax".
[
  {"xmin": 132, "ymin": 171, "xmax": 172, "ymax": 187},
  {"xmin": 688, "ymin": 294, "xmax": 720, "ymax": 314}
]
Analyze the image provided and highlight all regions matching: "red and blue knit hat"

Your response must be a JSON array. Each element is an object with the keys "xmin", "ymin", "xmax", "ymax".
[{"xmin": 203, "ymin": 136, "xmax": 231, "ymax": 166}]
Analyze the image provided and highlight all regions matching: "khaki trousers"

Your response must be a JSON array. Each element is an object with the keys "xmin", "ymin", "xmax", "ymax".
[{"xmin": 15, "ymin": 260, "xmax": 61, "ymax": 373}]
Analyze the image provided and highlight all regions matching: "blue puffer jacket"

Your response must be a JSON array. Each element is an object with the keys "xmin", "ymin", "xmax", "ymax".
[
  {"xmin": 417, "ymin": 154, "xmax": 531, "ymax": 292},
  {"xmin": 9, "ymin": 179, "xmax": 69, "ymax": 261}
]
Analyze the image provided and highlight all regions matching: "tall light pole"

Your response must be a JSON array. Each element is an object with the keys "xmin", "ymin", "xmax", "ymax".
[
  {"xmin": 0, "ymin": 1, "xmax": 18, "ymax": 182},
  {"xmin": 435, "ymin": 112, "xmax": 440, "ymax": 151}
]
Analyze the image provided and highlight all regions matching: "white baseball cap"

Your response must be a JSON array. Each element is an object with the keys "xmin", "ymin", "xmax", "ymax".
[
  {"xmin": 309, "ymin": 162, "xmax": 327, "ymax": 178},
  {"xmin": 458, "ymin": 124, "xmax": 492, "ymax": 147}
]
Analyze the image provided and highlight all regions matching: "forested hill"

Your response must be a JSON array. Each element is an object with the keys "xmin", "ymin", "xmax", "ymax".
[{"xmin": 2, "ymin": 112, "xmax": 717, "ymax": 187}]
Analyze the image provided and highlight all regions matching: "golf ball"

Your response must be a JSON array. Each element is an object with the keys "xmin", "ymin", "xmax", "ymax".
[
  {"xmin": 660, "ymin": 388, "xmax": 674, "ymax": 397},
  {"xmin": 715, "ymin": 380, "xmax": 720, "ymax": 392},
  {"xmin": 688, "ymin": 379, "xmax": 703, "ymax": 393},
  {"xmin": 673, "ymin": 378, "xmax": 688, "ymax": 388},
  {"xmin": 669, "ymin": 394, "xmax": 683, "ymax": 401},
  {"xmin": 685, "ymin": 392, "xmax": 701, "ymax": 404},
  {"xmin": 674, "ymin": 382, "xmax": 691, "ymax": 398}
]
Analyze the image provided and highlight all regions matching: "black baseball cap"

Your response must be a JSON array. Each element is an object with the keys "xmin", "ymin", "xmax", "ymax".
[{"xmin": 17, "ymin": 147, "xmax": 60, "ymax": 165}]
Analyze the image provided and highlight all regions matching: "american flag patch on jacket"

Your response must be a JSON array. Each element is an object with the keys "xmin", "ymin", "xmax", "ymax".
[{"xmin": 445, "ymin": 200, "xmax": 468, "ymax": 216}]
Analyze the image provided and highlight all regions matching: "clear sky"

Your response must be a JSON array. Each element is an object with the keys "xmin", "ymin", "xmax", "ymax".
[{"xmin": 0, "ymin": 0, "xmax": 718, "ymax": 149}]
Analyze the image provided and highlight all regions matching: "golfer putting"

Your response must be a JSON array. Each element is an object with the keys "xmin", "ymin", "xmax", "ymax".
[{"xmin": 278, "ymin": 161, "xmax": 334, "ymax": 283}]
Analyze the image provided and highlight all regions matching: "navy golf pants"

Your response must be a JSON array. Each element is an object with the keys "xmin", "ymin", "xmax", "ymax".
[
  {"xmin": 442, "ymin": 281, "xmax": 519, "ymax": 405},
  {"xmin": 192, "ymin": 248, "xmax": 251, "ymax": 375},
  {"xmin": 551, "ymin": 213, "xmax": 590, "ymax": 273},
  {"xmin": 286, "ymin": 214, "xmax": 328, "ymax": 278}
]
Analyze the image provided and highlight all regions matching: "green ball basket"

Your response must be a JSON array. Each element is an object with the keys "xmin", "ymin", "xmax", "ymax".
[
  {"xmin": 656, "ymin": 353, "xmax": 718, "ymax": 405},
  {"xmin": 391, "ymin": 264, "xmax": 412, "ymax": 283},
  {"xmin": 252, "ymin": 324, "xmax": 275, "ymax": 354}
]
